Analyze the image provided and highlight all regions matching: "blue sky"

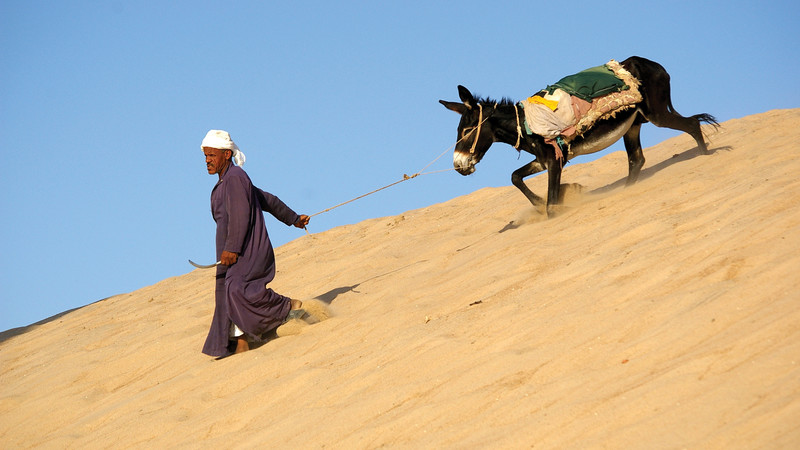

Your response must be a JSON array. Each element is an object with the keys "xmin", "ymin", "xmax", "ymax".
[{"xmin": 1, "ymin": 1, "xmax": 798, "ymax": 331}]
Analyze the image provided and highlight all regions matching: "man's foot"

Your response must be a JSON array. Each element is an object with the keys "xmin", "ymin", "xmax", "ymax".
[
  {"xmin": 285, "ymin": 299, "xmax": 306, "ymax": 322},
  {"xmin": 234, "ymin": 337, "xmax": 249, "ymax": 354},
  {"xmin": 290, "ymin": 299, "xmax": 303, "ymax": 311}
]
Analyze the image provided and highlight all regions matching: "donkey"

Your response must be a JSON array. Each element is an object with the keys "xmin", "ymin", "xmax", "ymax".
[{"xmin": 440, "ymin": 56, "xmax": 718, "ymax": 216}]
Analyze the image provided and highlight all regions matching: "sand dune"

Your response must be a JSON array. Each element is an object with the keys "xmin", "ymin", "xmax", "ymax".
[{"xmin": 2, "ymin": 109, "xmax": 799, "ymax": 448}]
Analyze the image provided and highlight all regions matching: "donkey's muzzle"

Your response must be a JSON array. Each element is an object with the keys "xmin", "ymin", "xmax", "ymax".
[{"xmin": 454, "ymin": 151, "xmax": 476, "ymax": 175}]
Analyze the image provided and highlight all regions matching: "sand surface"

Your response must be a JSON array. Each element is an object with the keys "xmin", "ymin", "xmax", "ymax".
[{"xmin": 2, "ymin": 109, "xmax": 799, "ymax": 448}]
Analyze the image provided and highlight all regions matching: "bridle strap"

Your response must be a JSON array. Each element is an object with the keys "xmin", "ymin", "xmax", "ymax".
[
  {"xmin": 469, "ymin": 103, "xmax": 484, "ymax": 154},
  {"xmin": 468, "ymin": 102, "xmax": 522, "ymax": 153},
  {"xmin": 513, "ymin": 103, "xmax": 523, "ymax": 149}
]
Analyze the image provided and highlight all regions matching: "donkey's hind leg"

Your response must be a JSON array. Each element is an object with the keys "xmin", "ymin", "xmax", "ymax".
[
  {"xmin": 647, "ymin": 110, "xmax": 711, "ymax": 154},
  {"xmin": 623, "ymin": 121, "xmax": 645, "ymax": 185},
  {"xmin": 639, "ymin": 73, "xmax": 713, "ymax": 154}
]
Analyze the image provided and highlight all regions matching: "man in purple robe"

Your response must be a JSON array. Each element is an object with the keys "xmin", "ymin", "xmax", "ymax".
[{"xmin": 200, "ymin": 130, "xmax": 310, "ymax": 357}]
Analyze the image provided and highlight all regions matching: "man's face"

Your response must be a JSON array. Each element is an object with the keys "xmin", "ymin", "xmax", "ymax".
[{"xmin": 203, "ymin": 147, "xmax": 231, "ymax": 175}]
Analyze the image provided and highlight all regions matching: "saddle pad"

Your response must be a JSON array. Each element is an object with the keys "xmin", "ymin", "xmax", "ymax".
[
  {"xmin": 569, "ymin": 60, "xmax": 642, "ymax": 139},
  {"xmin": 546, "ymin": 63, "xmax": 627, "ymax": 102},
  {"xmin": 520, "ymin": 60, "xmax": 643, "ymax": 144}
]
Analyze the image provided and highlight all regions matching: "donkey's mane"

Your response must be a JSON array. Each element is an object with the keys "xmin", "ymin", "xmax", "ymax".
[{"xmin": 476, "ymin": 96, "xmax": 516, "ymax": 107}]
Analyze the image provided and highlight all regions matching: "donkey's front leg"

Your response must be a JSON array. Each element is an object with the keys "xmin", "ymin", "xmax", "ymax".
[
  {"xmin": 546, "ymin": 162, "xmax": 564, "ymax": 216},
  {"xmin": 511, "ymin": 160, "xmax": 546, "ymax": 208}
]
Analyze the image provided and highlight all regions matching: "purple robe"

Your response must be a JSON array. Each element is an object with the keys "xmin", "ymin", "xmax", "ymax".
[{"xmin": 202, "ymin": 164, "xmax": 301, "ymax": 357}]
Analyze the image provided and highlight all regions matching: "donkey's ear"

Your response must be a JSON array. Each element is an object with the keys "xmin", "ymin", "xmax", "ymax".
[
  {"xmin": 439, "ymin": 99, "xmax": 467, "ymax": 115},
  {"xmin": 457, "ymin": 85, "xmax": 475, "ymax": 109}
]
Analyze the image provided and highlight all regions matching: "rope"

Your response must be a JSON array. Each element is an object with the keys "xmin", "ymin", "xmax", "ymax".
[
  {"xmin": 308, "ymin": 105, "xmax": 492, "ymax": 219},
  {"xmin": 308, "ymin": 158, "xmax": 453, "ymax": 218},
  {"xmin": 309, "ymin": 174, "xmax": 417, "ymax": 218},
  {"xmin": 513, "ymin": 103, "xmax": 523, "ymax": 149},
  {"xmin": 469, "ymin": 103, "xmax": 484, "ymax": 154}
]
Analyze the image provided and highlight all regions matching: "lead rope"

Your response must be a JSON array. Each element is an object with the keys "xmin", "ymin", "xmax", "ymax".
[{"xmin": 306, "ymin": 105, "xmax": 491, "ymax": 225}]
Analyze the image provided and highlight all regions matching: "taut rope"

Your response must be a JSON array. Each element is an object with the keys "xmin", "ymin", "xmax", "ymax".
[{"xmin": 308, "ymin": 107, "xmax": 491, "ymax": 219}]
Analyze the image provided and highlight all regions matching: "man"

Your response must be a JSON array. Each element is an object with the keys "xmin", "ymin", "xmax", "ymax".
[{"xmin": 200, "ymin": 129, "xmax": 310, "ymax": 357}]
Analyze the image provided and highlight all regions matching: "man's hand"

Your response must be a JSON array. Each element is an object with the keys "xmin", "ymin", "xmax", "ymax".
[
  {"xmin": 220, "ymin": 250, "xmax": 238, "ymax": 266},
  {"xmin": 294, "ymin": 215, "xmax": 310, "ymax": 229}
]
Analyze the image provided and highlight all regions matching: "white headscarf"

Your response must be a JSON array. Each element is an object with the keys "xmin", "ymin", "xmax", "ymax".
[{"xmin": 201, "ymin": 129, "xmax": 246, "ymax": 167}]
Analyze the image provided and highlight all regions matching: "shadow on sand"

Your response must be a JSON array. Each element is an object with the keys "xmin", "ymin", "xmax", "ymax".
[
  {"xmin": 312, "ymin": 259, "xmax": 428, "ymax": 305},
  {"xmin": 244, "ymin": 261, "xmax": 428, "ymax": 354},
  {"xmin": 591, "ymin": 145, "xmax": 731, "ymax": 195}
]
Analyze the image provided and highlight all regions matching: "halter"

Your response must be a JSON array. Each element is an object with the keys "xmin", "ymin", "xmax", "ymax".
[
  {"xmin": 513, "ymin": 103, "xmax": 524, "ymax": 149},
  {"xmin": 468, "ymin": 103, "xmax": 484, "ymax": 154},
  {"xmin": 467, "ymin": 102, "xmax": 523, "ymax": 153},
  {"xmin": 465, "ymin": 102, "xmax": 500, "ymax": 154}
]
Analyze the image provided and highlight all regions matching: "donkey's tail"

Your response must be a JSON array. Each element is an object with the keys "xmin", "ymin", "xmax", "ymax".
[
  {"xmin": 666, "ymin": 95, "xmax": 720, "ymax": 130},
  {"xmin": 693, "ymin": 113, "xmax": 721, "ymax": 142},
  {"xmin": 693, "ymin": 113, "xmax": 720, "ymax": 128}
]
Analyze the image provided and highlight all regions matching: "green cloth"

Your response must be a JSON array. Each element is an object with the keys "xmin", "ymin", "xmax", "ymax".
[{"xmin": 546, "ymin": 64, "xmax": 627, "ymax": 102}]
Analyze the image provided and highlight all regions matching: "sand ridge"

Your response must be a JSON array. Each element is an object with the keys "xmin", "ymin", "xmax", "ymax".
[{"xmin": 1, "ymin": 109, "xmax": 799, "ymax": 448}]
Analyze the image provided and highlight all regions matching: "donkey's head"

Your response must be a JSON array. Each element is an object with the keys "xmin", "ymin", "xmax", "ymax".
[{"xmin": 439, "ymin": 85, "xmax": 496, "ymax": 175}]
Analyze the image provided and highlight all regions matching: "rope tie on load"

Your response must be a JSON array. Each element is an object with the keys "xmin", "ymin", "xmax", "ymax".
[{"xmin": 513, "ymin": 103, "xmax": 523, "ymax": 149}]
